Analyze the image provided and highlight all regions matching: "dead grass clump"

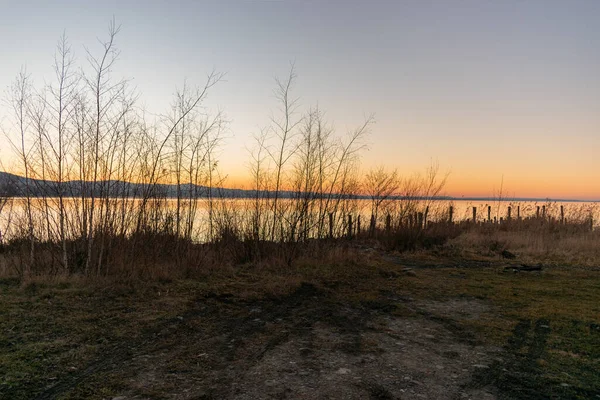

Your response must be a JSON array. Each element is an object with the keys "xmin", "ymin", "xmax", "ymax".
[
  {"xmin": 378, "ymin": 223, "xmax": 464, "ymax": 252},
  {"xmin": 448, "ymin": 227, "xmax": 600, "ymax": 266}
]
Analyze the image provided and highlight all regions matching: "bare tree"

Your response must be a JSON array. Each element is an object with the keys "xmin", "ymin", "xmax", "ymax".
[
  {"xmin": 364, "ymin": 166, "xmax": 400, "ymax": 227},
  {"xmin": 82, "ymin": 18, "xmax": 123, "ymax": 274},
  {"xmin": 267, "ymin": 64, "xmax": 300, "ymax": 242},
  {"xmin": 45, "ymin": 33, "xmax": 78, "ymax": 272},
  {"xmin": 318, "ymin": 115, "xmax": 373, "ymax": 236},
  {"xmin": 9, "ymin": 69, "xmax": 35, "ymax": 275},
  {"xmin": 420, "ymin": 160, "xmax": 450, "ymax": 223}
]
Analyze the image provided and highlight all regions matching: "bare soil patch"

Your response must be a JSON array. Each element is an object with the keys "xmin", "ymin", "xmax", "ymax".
[{"xmin": 2, "ymin": 255, "xmax": 599, "ymax": 399}]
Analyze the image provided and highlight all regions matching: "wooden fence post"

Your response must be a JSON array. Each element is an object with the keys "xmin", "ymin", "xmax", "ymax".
[
  {"xmin": 449, "ymin": 206, "xmax": 453, "ymax": 223},
  {"xmin": 329, "ymin": 212, "xmax": 334, "ymax": 238},
  {"xmin": 417, "ymin": 212, "xmax": 424, "ymax": 229},
  {"xmin": 536, "ymin": 206, "xmax": 540, "ymax": 219},
  {"xmin": 517, "ymin": 206, "xmax": 521, "ymax": 220},
  {"xmin": 347, "ymin": 214, "xmax": 353, "ymax": 239},
  {"xmin": 472, "ymin": 207, "xmax": 477, "ymax": 224},
  {"xmin": 370, "ymin": 213, "xmax": 376, "ymax": 236},
  {"xmin": 507, "ymin": 206, "xmax": 512, "ymax": 221},
  {"xmin": 303, "ymin": 215, "xmax": 308, "ymax": 241},
  {"xmin": 357, "ymin": 215, "xmax": 361, "ymax": 236},
  {"xmin": 560, "ymin": 206, "xmax": 564, "ymax": 224},
  {"xmin": 487, "ymin": 206, "xmax": 491, "ymax": 222},
  {"xmin": 542, "ymin": 205, "xmax": 546, "ymax": 219},
  {"xmin": 424, "ymin": 206, "xmax": 429, "ymax": 229}
]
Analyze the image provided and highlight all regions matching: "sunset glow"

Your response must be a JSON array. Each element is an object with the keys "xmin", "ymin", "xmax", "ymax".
[{"xmin": 1, "ymin": 1, "xmax": 598, "ymax": 200}]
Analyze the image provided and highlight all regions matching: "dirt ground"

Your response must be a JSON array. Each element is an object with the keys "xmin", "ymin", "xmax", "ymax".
[
  {"xmin": 32, "ymin": 286, "xmax": 499, "ymax": 400},
  {"xmin": 2, "ymin": 255, "xmax": 599, "ymax": 399}
]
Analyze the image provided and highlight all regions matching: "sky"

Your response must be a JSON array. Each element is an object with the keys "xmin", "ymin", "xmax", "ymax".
[{"xmin": 0, "ymin": 0, "xmax": 599, "ymax": 199}]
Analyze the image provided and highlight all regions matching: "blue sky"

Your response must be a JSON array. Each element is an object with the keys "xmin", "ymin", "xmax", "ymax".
[{"xmin": 1, "ymin": 0, "xmax": 599, "ymax": 198}]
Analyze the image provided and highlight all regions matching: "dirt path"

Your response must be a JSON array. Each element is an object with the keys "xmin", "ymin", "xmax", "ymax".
[
  {"xmin": 4, "ymin": 254, "xmax": 599, "ymax": 399},
  {"xmin": 30, "ymin": 282, "xmax": 504, "ymax": 400}
]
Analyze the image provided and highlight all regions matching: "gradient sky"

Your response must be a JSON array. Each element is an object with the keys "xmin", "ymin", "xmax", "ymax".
[{"xmin": 1, "ymin": 0, "xmax": 599, "ymax": 199}]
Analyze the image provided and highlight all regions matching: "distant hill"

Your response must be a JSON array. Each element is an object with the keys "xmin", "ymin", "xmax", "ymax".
[
  {"xmin": 0, "ymin": 171, "xmax": 306, "ymax": 199},
  {"xmin": 0, "ymin": 171, "xmax": 594, "ymax": 202}
]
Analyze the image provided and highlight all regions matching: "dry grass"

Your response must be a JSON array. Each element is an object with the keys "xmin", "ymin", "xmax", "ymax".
[
  {"xmin": 448, "ymin": 227, "xmax": 600, "ymax": 267},
  {"xmin": 1, "ymin": 249, "xmax": 599, "ymax": 399},
  {"xmin": 396, "ymin": 261, "xmax": 600, "ymax": 398},
  {"xmin": 2, "ymin": 217, "xmax": 599, "ymax": 286}
]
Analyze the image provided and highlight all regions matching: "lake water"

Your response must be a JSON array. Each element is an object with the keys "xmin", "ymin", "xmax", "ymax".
[{"xmin": 0, "ymin": 197, "xmax": 597, "ymax": 242}]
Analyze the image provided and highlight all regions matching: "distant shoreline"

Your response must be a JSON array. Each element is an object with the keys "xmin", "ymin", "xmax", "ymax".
[
  {"xmin": 1, "ymin": 195, "xmax": 597, "ymax": 203},
  {"xmin": 1, "ymin": 171, "xmax": 598, "ymax": 203}
]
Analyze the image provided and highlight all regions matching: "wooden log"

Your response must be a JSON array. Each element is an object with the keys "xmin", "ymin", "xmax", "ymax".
[
  {"xmin": 504, "ymin": 264, "xmax": 543, "ymax": 272},
  {"xmin": 502, "ymin": 250, "xmax": 516, "ymax": 259}
]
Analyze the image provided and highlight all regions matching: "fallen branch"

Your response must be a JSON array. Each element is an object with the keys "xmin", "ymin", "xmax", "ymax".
[{"xmin": 504, "ymin": 264, "xmax": 543, "ymax": 272}]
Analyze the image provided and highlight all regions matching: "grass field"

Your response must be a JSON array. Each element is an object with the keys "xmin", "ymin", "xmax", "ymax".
[{"xmin": 1, "ymin": 249, "xmax": 599, "ymax": 399}]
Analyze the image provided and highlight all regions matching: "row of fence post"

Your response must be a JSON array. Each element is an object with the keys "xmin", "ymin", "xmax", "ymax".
[
  {"xmin": 467, "ymin": 205, "xmax": 592, "ymax": 229},
  {"xmin": 332, "ymin": 208, "xmax": 431, "ymax": 239},
  {"xmin": 330, "ymin": 204, "xmax": 594, "ymax": 239}
]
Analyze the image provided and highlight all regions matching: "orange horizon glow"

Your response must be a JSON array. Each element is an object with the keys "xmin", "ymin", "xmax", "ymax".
[
  {"xmin": 218, "ymin": 171, "xmax": 600, "ymax": 201},
  {"xmin": 3, "ymin": 158, "xmax": 599, "ymax": 201}
]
